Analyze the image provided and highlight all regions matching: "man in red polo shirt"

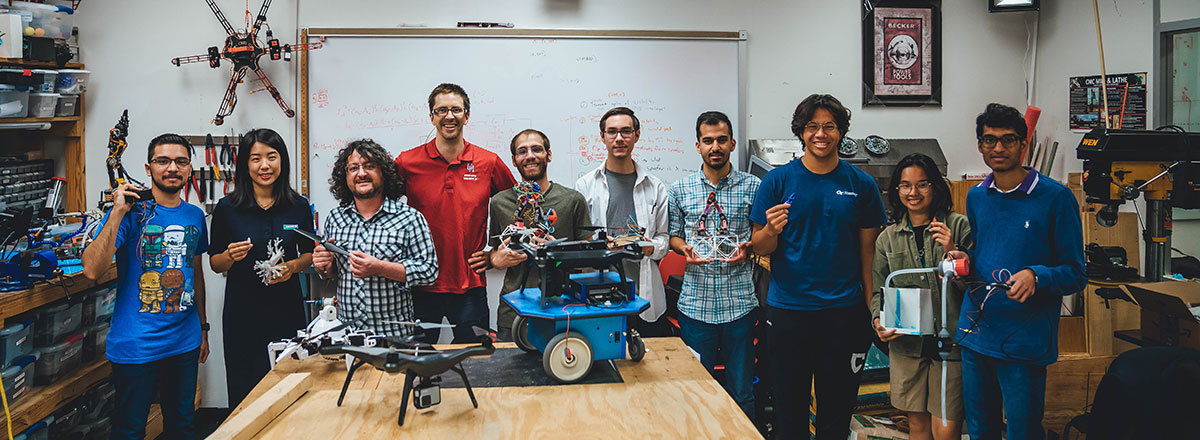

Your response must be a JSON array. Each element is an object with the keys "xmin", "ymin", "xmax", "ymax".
[{"xmin": 395, "ymin": 83, "xmax": 517, "ymax": 343}]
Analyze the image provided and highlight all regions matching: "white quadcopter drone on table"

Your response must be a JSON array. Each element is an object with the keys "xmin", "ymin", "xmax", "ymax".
[{"xmin": 266, "ymin": 299, "xmax": 455, "ymax": 370}]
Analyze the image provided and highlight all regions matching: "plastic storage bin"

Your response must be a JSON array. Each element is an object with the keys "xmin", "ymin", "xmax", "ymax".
[
  {"xmin": 82, "ymin": 285, "xmax": 116, "ymax": 325},
  {"xmin": 26, "ymin": 92, "xmax": 58, "ymax": 117},
  {"xmin": 49, "ymin": 403, "xmax": 83, "ymax": 439},
  {"xmin": 1, "ymin": 319, "xmax": 34, "ymax": 367},
  {"xmin": 13, "ymin": 416, "xmax": 51, "ymax": 440},
  {"xmin": 54, "ymin": 93, "xmax": 76, "ymax": 116},
  {"xmin": 79, "ymin": 417, "xmax": 110, "ymax": 440},
  {"xmin": 7, "ymin": 1, "xmax": 74, "ymax": 39},
  {"xmin": 30, "ymin": 69, "xmax": 56, "ymax": 92},
  {"xmin": 33, "ymin": 332, "xmax": 82, "ymax": 385},
  {"xmin": 0, "ymin": 84, "xmax": 30, "ymax": 118},
  {"xmin": 80, "ymin": 381, "xmax": 114, "ymax": 422},
  {"xmin": 54, "ymin": 69, "xmax": 88, "ymax": 94},
  {"xmin": 82, "ymin": 321, "xmax": 108, "ymax": 361},
  {"xmin": 33, "ymin": 301, "xmax": 82, "ymax": 346},
  {"xmin": 2, "ymin": 355, "xmax": 36, "ymax": 406},
  {"xmin": 0, "ymin": 68, "xmax": 42, "ymax": 88}
]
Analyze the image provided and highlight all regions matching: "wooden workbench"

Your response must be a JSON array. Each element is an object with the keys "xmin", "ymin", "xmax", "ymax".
[{"xmin": 223, "ymin": 337, "xmax": 761, "ymax": 438}]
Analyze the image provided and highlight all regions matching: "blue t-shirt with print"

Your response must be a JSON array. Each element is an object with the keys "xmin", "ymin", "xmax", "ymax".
[
  {"xmin": 749, "ymin": 159, "xmax": 887, "ymax": 310},
  {"xmin": 98, "ymin": 201, "xmax": 209, "ymax": 364}
]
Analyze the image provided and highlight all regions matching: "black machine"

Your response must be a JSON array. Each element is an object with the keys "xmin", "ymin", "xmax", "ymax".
[
  {"xmin": 509, "ymin": 227, "xmax": 643, "ymax": 307},
  {"xmin": 318, "ymin": 327, "xmax": 495, "ymax": 426},
  {"xmin": 1077, "ymin": 127, "xmax": 1200, "ymax": 281}
]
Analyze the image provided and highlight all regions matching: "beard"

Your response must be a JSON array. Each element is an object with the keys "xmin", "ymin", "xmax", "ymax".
[
  {"xmin": 702, "ymin": 154, "xmax": 728, "ymax": 170},
  {"xmin": 153, "ymin": 174, "xmax": 185, "ymax": 194},
  {"xmin": 519, "ymin": 163, "xmax": 547, "ymax": 182},
  {"xmin": 351, "ymin": 180, "xmax": 381, "ymax": 200}
]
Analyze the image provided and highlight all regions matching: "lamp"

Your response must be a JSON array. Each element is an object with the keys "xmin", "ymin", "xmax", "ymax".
[{"xmin": 989, "ymin": 0, "xmax": 1040, "ymax": 12}]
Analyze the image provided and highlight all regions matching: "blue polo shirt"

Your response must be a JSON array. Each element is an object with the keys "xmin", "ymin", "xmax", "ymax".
[
  {"xmin": 957, "ymin": 168, "xmax": 1086, "ymax": 365},
  {"xmin": 750, "ymin": 159, "xmax": 887, "ymax": 310}
]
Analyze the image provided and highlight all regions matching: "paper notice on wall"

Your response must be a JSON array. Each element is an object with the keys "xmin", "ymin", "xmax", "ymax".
[{"xmin": 1069, "ymin": 72, "xmax": 1148, "ymax": 132}]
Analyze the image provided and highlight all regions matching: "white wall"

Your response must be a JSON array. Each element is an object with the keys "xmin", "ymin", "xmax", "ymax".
[
  {"xmin": 1162, "ymin": 0, "xmax": 1200, "ymax": 22},
  {"xmin": 77, "ymin": 0, "xmax": 1037, "ymax": 408}
]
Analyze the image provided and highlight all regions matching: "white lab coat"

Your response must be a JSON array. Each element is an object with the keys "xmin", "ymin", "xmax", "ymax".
[{"xmin": 575, "ymin": 162, "xmax": 670, "ymax": 322}]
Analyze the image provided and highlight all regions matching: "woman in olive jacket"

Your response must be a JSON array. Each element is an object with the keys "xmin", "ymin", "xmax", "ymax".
[{"xmin": 870, "ymin": 153, "xmax": 974, "ymax": 440}]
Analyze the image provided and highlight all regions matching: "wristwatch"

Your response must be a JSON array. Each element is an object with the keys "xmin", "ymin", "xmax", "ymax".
[{"xmin": 200, "ymin": 322, "xmax": 211, "ymax": 332}]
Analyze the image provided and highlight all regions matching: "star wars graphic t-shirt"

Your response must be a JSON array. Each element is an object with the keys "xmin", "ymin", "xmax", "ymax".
[{"xmin": 97, "ymin": 201, "xmax": 209, "ymax": 364}]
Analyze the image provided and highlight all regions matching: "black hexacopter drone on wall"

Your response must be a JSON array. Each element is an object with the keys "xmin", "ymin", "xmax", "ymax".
[{"xmin": 170, "ymin": 0, "xmax": 322, "ymax": 125}]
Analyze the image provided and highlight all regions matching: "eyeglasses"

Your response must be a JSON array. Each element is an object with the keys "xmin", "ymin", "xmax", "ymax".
[
  {"xmin": 515, "ymin": 145, "xmax": 547, "ymax": 156},
  {"xmin": 603, "ymin": 128, "xmax": 637, "ymax": 139},
  {"xmin": 803, "ymin": 122, "xmax": 838, "ymax": 134},
  {"xmin": 700, "ymin": 136, "xmax": 731, "ymax": 145},
  {"xmin": 150, "ymin": 157, "xmax": 191, "ymax": 168},
  {"xmin": 432, "ymin": 107, "xmax": 466, "ymax": 117},
  {"xmin": 346, "ymin": 162, "xmax": 378, "ymax": 174},
  {"xmin": 978, "ymin": 134, "xmax": 1022, "ymax": 149},
  {"xmin": 897, "ymin": 181, "xmax": 933, "ymax": 194}
]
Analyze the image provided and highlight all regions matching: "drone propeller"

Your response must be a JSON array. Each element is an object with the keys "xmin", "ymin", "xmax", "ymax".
[
  {"xmin": 385, "ymin": 334, "xmax": 436, "ymax": 350},
  {"xmin": 541, "ymin": 237, "xmax": 569, "ymax": 248},
  {"xmin": 386, "ymin": 320, "xmax": 456, "ymax": 330}
]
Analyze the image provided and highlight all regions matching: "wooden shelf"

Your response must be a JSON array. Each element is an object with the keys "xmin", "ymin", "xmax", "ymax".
[
  {"xmin": 0, "ymin": 59, "xmax": 84, "ymax": 69},
  {"xmin": 0, "ymin": 262, "xmax": 116, "ymax": 325},
  {"xmin": 0, "ymin": 116, "xmax": 80, "ymax": 124},
  {"xmin": 7, "ymin": 357, "xmax": 112, "ymax": 434}
]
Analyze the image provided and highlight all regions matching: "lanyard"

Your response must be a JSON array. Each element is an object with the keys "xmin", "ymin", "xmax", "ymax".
[{"xmin": 696, "ymin": 191, "xmax": 729, "ymax": 236}]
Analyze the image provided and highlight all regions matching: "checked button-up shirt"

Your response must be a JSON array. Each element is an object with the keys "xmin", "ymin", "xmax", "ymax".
[
  {"xmin": 323, "ymin": 198, "xmax": 438, "ymax": 336},
  {"xmin": 667, "ymin": 169, "xmax": 761, "ymax": 324}
]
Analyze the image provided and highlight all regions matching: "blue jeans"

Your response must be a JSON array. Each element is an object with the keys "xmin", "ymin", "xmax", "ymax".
[
  {"xmin": 111, "ymin": 348, "xmax": 200, "ymax": 440},
  {"xmin": 678, "ymin": 310, "xmax": 756, "ymax": 422},
  {"xmin": 961, "ymin": 347, "xmax": 1047, "ymax": 440}
]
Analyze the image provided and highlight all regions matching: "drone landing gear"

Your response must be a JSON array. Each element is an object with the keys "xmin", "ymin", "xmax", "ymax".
[
  {"xmin": 337, "ymin": 357, "xmax": 482, "ymax": 427},
  {"xmin": 335, "ymin": 358, "xmax": 367, "ymax": 407},
  {"xmin": 395, "ymin": 367, "xmax": 479, "ymax": 426}
]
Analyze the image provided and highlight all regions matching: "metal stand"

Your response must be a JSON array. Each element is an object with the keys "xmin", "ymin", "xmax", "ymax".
[{"xmin": 1145, "ymin": 199, "xmax": 1171, "ymax": 282}]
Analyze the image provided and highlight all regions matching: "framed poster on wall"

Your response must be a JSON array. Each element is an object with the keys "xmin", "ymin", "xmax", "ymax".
[{"xmin": 862, "ymin": 0, "xmax": 941, "ymax": 106}]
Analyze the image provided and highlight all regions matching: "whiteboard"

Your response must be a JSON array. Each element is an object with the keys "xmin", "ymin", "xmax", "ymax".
[{"xmin": 302, "ymin": 29, "xmax": 745, "ymax": 218}]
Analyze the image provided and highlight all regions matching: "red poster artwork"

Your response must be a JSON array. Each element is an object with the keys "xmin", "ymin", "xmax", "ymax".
[
  {"xmin": 872, "ymin": 7, "xmax": 933, "ymax": 97},
  {"xmin": 883, "ymin": 17, "xmax": 921, "ymax": 85}
]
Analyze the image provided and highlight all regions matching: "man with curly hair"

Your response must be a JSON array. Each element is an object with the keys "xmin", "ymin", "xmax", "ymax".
[
  {"xmin": 313, "ymin": 139, "xmax": 439, "ymax": 337},
  {"xmin": 395, "ymin": 83, "xmax": 516, "ymax": 343}
]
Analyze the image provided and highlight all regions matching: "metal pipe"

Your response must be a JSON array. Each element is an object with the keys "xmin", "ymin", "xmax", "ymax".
[{"xmin": 1146, "ymin": 199, "xmax": 1170, "ymax": 281}]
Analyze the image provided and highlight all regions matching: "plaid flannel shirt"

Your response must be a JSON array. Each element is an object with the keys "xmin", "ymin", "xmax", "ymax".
[
  {"xmin": 668, "ymin": 170, "xmax": 761, "ymax": 324},
  {"xmin": 323, "ymin": 198, "xmax": 438, "ymax": 336}
]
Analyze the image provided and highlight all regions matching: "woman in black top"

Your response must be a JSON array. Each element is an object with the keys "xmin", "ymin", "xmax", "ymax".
[{"xmin": 208, "ymin": 128, "xmax": 315, "ymax": 409}]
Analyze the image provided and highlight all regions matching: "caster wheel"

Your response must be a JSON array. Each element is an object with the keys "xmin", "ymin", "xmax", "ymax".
[
  {"xmin": 512, "ymin": 315, "xmax": 538, "ymax": 353},
  {"xmin": 628, "ymin": 332, "xmax": 646, "ymax": 362},
  {"xmin": 542, "ymin": 331, "xmax": 593, "ymax": 383},
  {"xmin": 213, "ymin": 116, "xmax": 224, "ymax": 126},
  {"xmin": 285, "ymin": 109, "xmax": 296, "ymax": 118}
]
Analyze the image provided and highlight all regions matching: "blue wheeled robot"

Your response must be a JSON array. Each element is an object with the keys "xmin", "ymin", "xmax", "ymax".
[{"xmin": 502, "ymin": 233, "xmax": 650, "ymax": 383}]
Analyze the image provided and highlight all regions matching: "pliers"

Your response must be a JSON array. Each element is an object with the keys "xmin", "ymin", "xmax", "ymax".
[
  {"xmin": 184, "ymin": 174, "xmax": 201, "ymax": 202},
  {"xmin": 221, "ymin": 142, "xmax": 237, "ymax": 194}
]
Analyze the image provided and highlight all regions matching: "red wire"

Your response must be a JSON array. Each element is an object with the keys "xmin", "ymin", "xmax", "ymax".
[{"xmin": 560, "ymin": 303, "xmax": 589, "ymax": 360}]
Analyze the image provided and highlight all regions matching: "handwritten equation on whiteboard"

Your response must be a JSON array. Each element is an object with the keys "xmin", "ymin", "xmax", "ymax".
[{"xmin": 304, "ymin": 35, "xmax": 741, "ymax": 216}]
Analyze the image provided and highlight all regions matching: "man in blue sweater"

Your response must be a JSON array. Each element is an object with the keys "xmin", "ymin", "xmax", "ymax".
[{"xmin": 949, "ymin": 103, "xmax": 1086, "ymax": 440}]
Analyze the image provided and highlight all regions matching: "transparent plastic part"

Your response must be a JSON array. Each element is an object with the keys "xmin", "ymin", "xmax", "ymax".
[{"xmin": 690, "ymin": 234, "xmax": 740, "ymax": 261}]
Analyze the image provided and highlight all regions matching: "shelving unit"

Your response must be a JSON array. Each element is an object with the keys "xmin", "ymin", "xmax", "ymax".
[
  {"xmin": 0, "ymin": 263, "xmax": 115, "ymax": 433},
  {"xmin": 0, "ymin": 59, "xmax": 87, "ymax": 214}
]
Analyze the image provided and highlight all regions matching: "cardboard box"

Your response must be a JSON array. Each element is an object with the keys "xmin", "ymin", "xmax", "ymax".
[
  {"xmin": 849, "ymin": 414, "xmax": 907, "ymax": 440},
  {"xmin": 1124, "ymin": 281, "xmax": 1200, "ymax": 349}
]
